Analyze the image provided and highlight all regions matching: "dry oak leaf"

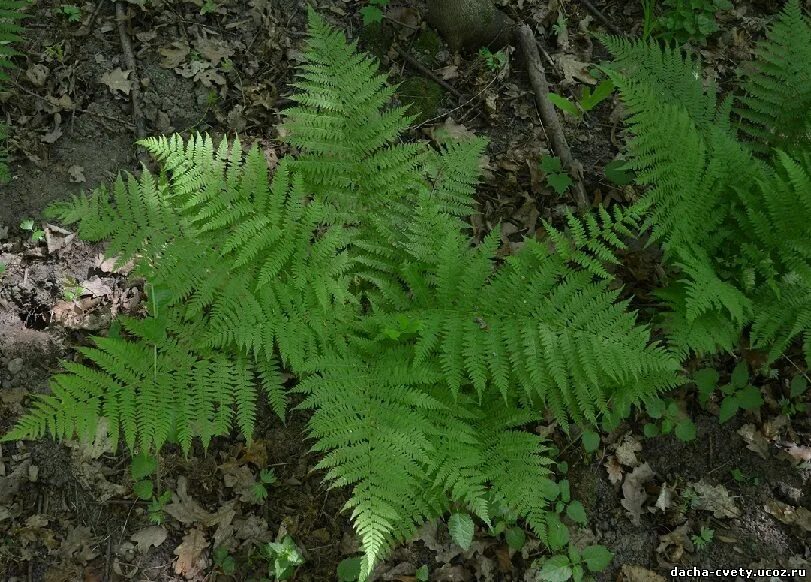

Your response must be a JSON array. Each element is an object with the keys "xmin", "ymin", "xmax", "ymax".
[
  {"xmin": 737, "ymin": 424, "xmax": 769, "ymax": 459},
  {"xmin": 174, "ymin": 528, "xmax": 209, "ymax": 578},
  {"xmin": 604, "ymin": 455, "xmax": 624, "ymax": 484},
  {"xmin": 764, "ymin": 500, "xmax": 811, "ymax": 532},
  {"xmin": 689, "ymin": 481, "xmax": 741, "ymax": 519},
  {"xmin": 131, "ymin": 526, "xmax": 167, "ymax": 553},
  {"xmin": 159, "ymin": 41, "xmax": 190, "ymax": 68},
  {"xmin": 615, "ymin": 436, "xmax": 642, "ymax": 467},
  {"xmin": 621, "ymin": 462, "xmax": 654, "ymax": 525},
  {"xmin": 99, "ymin": 68, "xmax": 132, "ymax": 95},
  {"xmin": 620, "ymin": 565, "xmax": 667, "ymax": 582}
]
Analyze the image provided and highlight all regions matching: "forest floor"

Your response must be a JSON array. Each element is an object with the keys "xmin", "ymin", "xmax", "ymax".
[{"xmin": 0, "ymin": 0, "xmax": 809, "ymax": 580}]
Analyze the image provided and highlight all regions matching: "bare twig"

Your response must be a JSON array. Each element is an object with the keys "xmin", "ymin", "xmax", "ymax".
[
  {"xmin": 516, "ymin": 24, "xmax": 588, "ymax": 211},
  {"xmin": 580, "ymin": 0, "xmax": 623, "ymax": 36},
  {"xmin": 115, "ymin": 2, "xmax": 147, "ymax": 161},
  {"xmin": 395, "ymin": 47, "xmax": 463, "ymax": 99}
]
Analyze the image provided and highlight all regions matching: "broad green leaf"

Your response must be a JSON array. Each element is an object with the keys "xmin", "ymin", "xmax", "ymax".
[
  {"xmin": 539, "ymin": 555, "xmax": 573, "ymax": 582},
  {"xmin": 416, "ymin": 565, "xmax": 429, "ymax": 581},
  {"xmin": 131, "ymin": 452, "xmax": 157, "ymax": 480},
  {"xmin": 790, "ymin": 375, "xmax": 807, "ymax": 398},
  {"xmin": 566, "ymin": 500, "xmax": 587, "ymax": 524},
  {"xmin": 505, "ymin": 526, "xmax": 526, "ymax": 550},
  {"xmin": 133, "ymin": 479, "xmax": 153, "ymax": 500},
  {"xmin": 718, "ymin": 396, "xmax": 739, "ymax": 423},
  {"xmin": 547, "ymin": 93, "xmax": 581, "ymax": 117},
  {"xmin": 646, "ymin": 398, "xmax": 666, "ymax": 419},
  {"xmin": 674, "ymin": 419, "xmax": 697, "ymax": 442},
  {"xmin": 546, "ymin": 512, "xmax": 569, "ymax": 549},
  {"xmin": 359, "ymin": 5, "xmax": 383, "ymax": 25},
  {"xmin": 581, "ymin": 430, "xmax": 600, "ymax": 453},
  {"xmin": 337, "ymin": 557, "xmax": 361, "ymax": 581},
  {"xmin": 604, "ymin": 159, "xmax": 634, "ymax": 185},
  {"xmin": 731, "ymin": 361, "xmax": 749, "ymax": 389},
  {"xmin": 693, "ymin": 368, "xmax": 719, "ymax": 404},
  {"xmin": 541, "ymin": 155, "xmax": 564, "ymax": 174},
  {"xmin": 643, "ymin": 423, "xmax": 660, "ymax": 437},
  {"xmin": 581, "ymin": 545, "xmax": 613, "ymax": 572},
  {"xmin": 736, "ymin": 385, "xmax": 763, "ymax": 410},
  {"xmin": 448, "ymin": 513, "xmax": 474, "ymax": 550},
  {"xmin": 547, "ymin": 172, "xmax": 573, "ymax": 195}
]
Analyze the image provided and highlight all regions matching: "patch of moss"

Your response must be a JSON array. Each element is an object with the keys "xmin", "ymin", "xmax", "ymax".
[
  {"xmin": 413, "ymin": 29, "xmax": 443, "ymax": 65},
  {"xmin": 396, "ymin": 76, "xmax": 445, "ymax": 123},
  {"xmin": 358, "ymin": 22, "xmax": 394, "ymax": 60}
]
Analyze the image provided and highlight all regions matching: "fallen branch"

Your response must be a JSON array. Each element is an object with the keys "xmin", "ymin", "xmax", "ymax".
[
  {"xmin": 516, "ymin": 24, "xmax": 588, "ymax": 211},
  {"xmin": 115, "ymin": 2, "xmax": 147, "ymax": 161},
  {"xmin": 395, "ymin": 47, "xmax": 463, "ymax": 99},
  {"xmin": 580, "ymin": 0, "xmax": 624, "ymax": 36}
]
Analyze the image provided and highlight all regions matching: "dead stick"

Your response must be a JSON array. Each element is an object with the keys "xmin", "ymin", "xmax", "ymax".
[
  {"xmin": 396, "ymin": 47, "xmax": 463, "ymax": 99},
  {"xmin": 116, "ymin": 2, "xmax": 147, "ymax": 161},
  {"xmin": 580, "ymin": 0, "xmax": 623, "ymax": 36},
  {"xmin": 516, "ymin": 24, "xmax": 588, "ymax": 210}
]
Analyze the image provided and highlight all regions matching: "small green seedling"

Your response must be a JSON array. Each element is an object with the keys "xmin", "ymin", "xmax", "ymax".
[
  {"xmin": 415, "ymin": 565, "xmax": 429, "ymax": 581},
  {"xmin": 262, "ymin": 536, "xmax": 305, "ymax": 580},
  {"xmin": 360, "ymin": 0, "xmax": 389, "ymax": 25},
  {"xmin": 779, "ymin": 374, "xmax": 809, "ymax": 417},
  {"xmin": 730, "ymin": 468, "xmax": 760, "ymax": 486},
  {"xmin": 718, "ymin": 362, "xmax": 763, "ymax": 423},
  {"xmin": 19, "ymin": 219, "xmax": 45, "ymax": 242},
  {"xmin": 129, "ymin": 452, "xmax": 171, "ymax": 524},
  {"xmin": 0, "ymin": 263, "xmax": 6, "ymax": 276},
  {"xmin": 541, "ymin": 155, "xmax": 573, "ymax": 195},
  {"xmin": 548, "ymin": 79, "xmax": 615, "ymax": 119},
  {"xmin": 691, "ymin": 526, "xmax": 714, "ymax": 551},
  {"xmin": 479, "ymin": 47, "xmax": 508, "ymax": 71},
  {"xmin": 581, "ymin": 430, "xmax": 601, "ymax": 454},
  {"xmin": 643, "ymin": 398, "xmax": 696, "ymax": 442},
  {"xmin": 657, "ymin": 0, "xmax": 732, "ymax": 45},
  {"xmin": 537, "ymin": 544, "xmax": 613, "ymax": 582},
  {"xmin": 58, "ymin": 4, "xmax": 81, "ymax": 22},
  {"xmin": 213, "ymin": 546, "xmax": 237, "ymax": 575},
  {"xmin": 250, "ymin": 467, "xmax": 277, "ymax": 502}
]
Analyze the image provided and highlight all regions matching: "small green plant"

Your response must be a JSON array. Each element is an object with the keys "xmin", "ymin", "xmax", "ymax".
[
  {"xmin": 730, "ymin": 468, "xmax": 760, "ymax": 486},
  {"xmin": 536, "ymin": 544, "xmax": 613, "ymax": 582},
  {"xmin": 199, "ymin": 0, "xmax": 217, "ymax": 15},
  {"xmin": 643, "ymin": 398, "xmax": 696, "ymax": 442},
  {"xmin": 62, "ymin": 279, "xmax": 83, "ymax": 301},
  {"xmin": 548, "ymin": 79, "xmax": 615, "ymax": 119},
  {"xmin": 478, "ymin": 47, "xmax": 508, "ymax": 71},
  {"xmin": 709, "ymin": 362, "xmax": 763, "ymax": 423},
  {"xmin": 0, "ymin": 263, "xmax": 6, "ymax": 276},
  {"xmin": 657, "ymin": 0, "xmax": 732, "ymax": 44},
  {"xmin": 360, "ymin": 0, "xmax": 388, "ymax": 25},
  {"xmin": 337, "ymin": 557, "xmax": 362, "ymax": 581},
  {"xmin": 261, "ymin": 536, "xmax": 305, "ymax": 580},
  {"xmin": 581, "ymin": 430, "xmax": 601, "ymax": 454},
  {"xmin": 691, "ymin": 525, "xmax": 714, "ymax": 550},
  {"xmin": 129, "ymin": 452, "xmax": 171, "ymax": 523},
  {"xmin": 779, "ymin": 374, "xmax": 809, "ymax": 417},
  {"xmin": 641, "ymin": 0, "xmax": 657, "ymax": 39},
  {"xmin": 213, "ymin": 546, "xmax": 237, "ymax": 575},
  {"xmin": 250, "ymin": 468, "xmax": 277, "ymax": 503},
  {"xmin": 148, "ymin": 490, "xmax": 172, "ymax": 524},
  {"xmin": 603, "ymin": 159, "xmax": 634, "ymax": 186},
  {"xmin": 415, "ymin": 565, "xmax": 429, "ymax": 581},
  {"xmin": 57, "ymin": 4, "xmax": 81, "ymax": 22},
  {"xmin": 19, "ymin": 219, "xmax": 44, "ymax": 242},
  {"xmin": 540, "ymin": 155, "xmax": 573, "ymax": 195}
]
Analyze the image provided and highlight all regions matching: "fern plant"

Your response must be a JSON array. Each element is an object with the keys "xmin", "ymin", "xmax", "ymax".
[
  {"xmin": 0, "ymin": 0, "xmax": 27, "ymax": 181},
  {"xmin": 5, "ymin": 10, "xmax": 680, "ymax": 577},
  {"xmin": 600, "ymin": 0, "xmax": 811, "ymax": 364}
]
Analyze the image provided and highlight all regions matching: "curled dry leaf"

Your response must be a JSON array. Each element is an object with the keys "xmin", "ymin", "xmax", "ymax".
[
  {"xmin": 764, "ymin": 501, "xmax": 811, "ymax": 532},
  {"xmin": 615, "ymin": 436, "xmax": 642, "ymax": 468},
  {"xmin": 605, "ymin": 455, "xmax": 624, "ymax": 484},
  {"xmin": 621, "ymin": 462, "xmax": 655, "ymax": 525}
]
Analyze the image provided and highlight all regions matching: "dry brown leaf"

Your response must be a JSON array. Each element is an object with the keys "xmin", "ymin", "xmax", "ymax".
[
  {"xmin": 764, "ymin": 501, "xmax": 811, "ymax": 532},
  {"xmin": 165, "ymin": 476, "xmax": 216, "ymax": 524},
  {"xmin": 656, "ymin": 523, "xmax": 693, "ymax": 563},
  {"xmin": 621, "ymin": 462, "xmax": 654, "ymax": 525},
  {"xmin": 605, "ymin": 455, "xmax": 624, "ymax": 484},
  {"xmin": 159, "ymin": 41, "xmax": 190, "ymax": 68},
  {"xmin": 99, "ymin": 68, "xmax": 132, "ymax": 95},
  {"xmin": 737, "ymin": 424, "xmax": 769, "ymax": 459},
  {"xmin": 784, "ymin": 443, "xmax": 811, "ymax": 463},
  {"xmin": 689, "ymin": 481, "xmax": 741, "ymax": 519},
  {"xmin": 654, "ymin": 483, "xmax": 675, "ymax": 513},
  {"xmin": 620, "ymin": 564, "xmax": 667, "ymax": 582},
  {"xmin": 615, "ymin": 436, "xmax": 642, "ymax": 467},
  {"xmin": 174, "ymin": 528, "xmax": 208, "ymax": 578},
  {"xmin": 131, "ymin": 526, "xmax": 167, "ymax": 553},
  {"xmin": 430, "ymin": 118, "xmax": 477, "ymax": 142}
]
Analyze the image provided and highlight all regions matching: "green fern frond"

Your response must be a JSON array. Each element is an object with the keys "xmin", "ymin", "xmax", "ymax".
[{"xmin": 736, "ymin": 0, "xmax": 811, "ymax": 149}]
